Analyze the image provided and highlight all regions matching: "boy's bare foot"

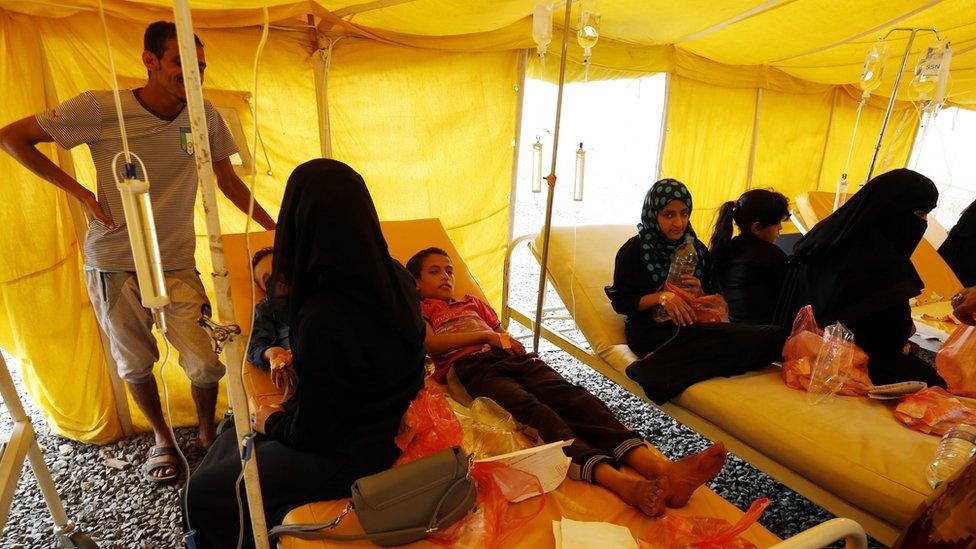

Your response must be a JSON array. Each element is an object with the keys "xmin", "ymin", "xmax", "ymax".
[
  {"xmin": 622, "ymin": 476, "xmax": 669, "ymax": 517},
  {"xmin": 595, "ymin": 462, "xmax": 669, "ymax": 516},
  {"xmin": 665, "ymin": 442, "xmax": 727, "ymax": 508}
]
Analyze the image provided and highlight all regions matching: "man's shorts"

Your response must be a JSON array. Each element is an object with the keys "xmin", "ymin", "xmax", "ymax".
[{"xmin": 85, "ymin": 268, "xmax": 225, "ymax": 387}]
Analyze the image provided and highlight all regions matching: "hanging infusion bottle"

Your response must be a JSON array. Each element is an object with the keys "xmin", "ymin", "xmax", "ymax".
[
  {"xmin": 910, "ymin": 42, "xmax": 952, "ymax": 114},
  {"xmin": 577, "ymin": 9, "xmax": 600, "ymax": 81},
  {"xmin": 573, "ymin": 142, "xmax": 585, "ymax": 201},
  {"xmin": 532, "ymin": 136, "xmax": 544, "ymax": 193},
  {"xmin": 859, "ymin": 43, "xmax": 887, "ymax": 98},
  {"xmin": 113, "ymin": 155, "xmax": 169, "ymax": 312},
  {"xmin": 533, "ymin": 1, "xmax": 553, "ymax": 69}
]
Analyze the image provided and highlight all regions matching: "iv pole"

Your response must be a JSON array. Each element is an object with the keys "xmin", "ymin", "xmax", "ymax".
[
  {"xmin": 533, "ymin": 0, "xmax": 575, "ymax": 351},
  {"xmin": 865, "ymin": 27, "xmax": 941, "ymax": 182},
  {"xmin": 171, "ymin": 3, "xmax": 270, "ymax": 548}
]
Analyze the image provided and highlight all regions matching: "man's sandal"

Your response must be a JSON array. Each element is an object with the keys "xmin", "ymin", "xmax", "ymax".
[{"xmin": 142, "ymin": 445, "xmax": 180, "ymax": 485}]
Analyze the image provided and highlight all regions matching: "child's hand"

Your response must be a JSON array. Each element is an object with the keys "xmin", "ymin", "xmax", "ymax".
[
  {"xmin": 269, "ymin": 348, "xmax": 295, "ymax": 390},
  {"xmin": 509, "ymin": 337, "xmax": 527, "ymax": 356}
]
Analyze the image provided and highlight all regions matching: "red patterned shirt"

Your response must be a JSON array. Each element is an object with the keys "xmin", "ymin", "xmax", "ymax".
[{"xmin": 420, "ymin": 295, "xmax": 500, "ymax": 381}]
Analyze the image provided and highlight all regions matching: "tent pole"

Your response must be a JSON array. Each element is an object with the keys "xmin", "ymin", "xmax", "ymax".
[
  {"xmin": 309, "ymin": 14, "xmax": 332, "ymax": 159},
  {"xmin": 655, "ymin": 73, "xmax": 671, "ymax": 179},
  {"xmin": 745, "ymin": 87, "xmax": 763, "ymax": 190},
  {"xmin": 533, "ymin": 0, "xmax": 574, "ymax": 351},
  {"xmin": 171, "ymin": 4, "xmax": 270, "ymax": 549},
  {"xmin": 502, "ymin": 49, "xmax": 528, "ymax": 329}
]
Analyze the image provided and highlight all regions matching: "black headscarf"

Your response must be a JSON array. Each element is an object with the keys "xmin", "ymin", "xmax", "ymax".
[
  {"xmin": 271, "ymin": 159, "xmax": 424, "ymax": 346},
  {"xmin": 264, "ymin": 159, "xmax": 425, "ymax": 450},
  {"xmin": 938, "ymin": 198, "xmax": 976, "ymax": 287},
  {"xmin": 774, "ymin": 168, "xmax": 938, "ymax": 327}
]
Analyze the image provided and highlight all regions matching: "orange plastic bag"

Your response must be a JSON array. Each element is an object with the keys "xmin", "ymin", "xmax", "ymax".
[
  {"xmin": 893, "ymin": 387, "xmax": 976, "ymax": 436},
  {"xmin": 781, "ymin": 306, "xmax": 872, "ymax": 396},
  {"xmin": 664, "ymin": 282, "xmax": 729, "ymax": 324},
  {"xmin": 639, "ymin": 498, "xmax": 771, "ymax": 549},
  {"xmin": 394, "ymin": 383, "xmax": 465, "ymax": 465},
  {"xmin": 430, "ymin": 461, "xmax": 545, "ymax": 549},
  {"xmin": 936, "ymin": 326, "xmax": 976, "ymax": 398}
]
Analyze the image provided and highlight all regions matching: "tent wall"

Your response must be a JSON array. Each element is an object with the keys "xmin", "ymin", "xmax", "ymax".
[
  {"xmin": 0, "ymin": 1, "xmax": 953, "ymax": 443},
  {"xmin": 0, "ymin": 9, "xmax": 517, "ymax": 442},
  {"xmin": 662, "ymin": 75, "xmax": 919, "ymax": 239}
]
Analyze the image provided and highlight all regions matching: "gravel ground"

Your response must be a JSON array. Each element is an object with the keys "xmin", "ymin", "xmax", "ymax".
[{"xmin": 0, "ymin": 216, "xmax": 905, "ymax": 548}]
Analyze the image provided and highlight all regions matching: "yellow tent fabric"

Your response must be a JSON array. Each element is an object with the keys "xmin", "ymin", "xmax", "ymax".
[{"xmin": 0, "ymin": 1, "xmax": 973, "ymax": 443}]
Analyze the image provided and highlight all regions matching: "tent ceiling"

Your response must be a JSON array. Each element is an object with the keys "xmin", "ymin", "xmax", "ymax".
[{"xmin": 4, "ymin": 0, "xmax": 976, "ymax": 103}]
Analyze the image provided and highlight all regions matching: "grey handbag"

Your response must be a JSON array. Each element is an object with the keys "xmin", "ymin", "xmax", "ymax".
[{"xmin": 268, "ymin": 446, "xmax": 477, "ymax": 546}]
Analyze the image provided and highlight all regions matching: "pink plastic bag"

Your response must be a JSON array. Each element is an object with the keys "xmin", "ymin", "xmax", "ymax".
[
  {"xmin": 781, "ymin": 306, "xmax": 872, "ymax": 396},
  {"xmin": 893, "ymin": 387, "xmax": 976, "ymax": 436},
  {"xmin": 640, "ymin": 498, "xmax": 771, "ymax": 549},
  {"xmin": 394, "ymin": 383, "xmax": 464, "ymax": 466},
  {"xmin": 936, "ymin": 326, "xmax": 976, "ymax": 397}
]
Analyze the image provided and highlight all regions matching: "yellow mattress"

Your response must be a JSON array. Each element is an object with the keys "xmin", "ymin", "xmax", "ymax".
[
  {"xmin": 535, "ymin": 223, "xmax": 948, "ymax": 542},
  {"xmin": 221, "ymin": 219, "xmax": 779, "ymax": 548}
]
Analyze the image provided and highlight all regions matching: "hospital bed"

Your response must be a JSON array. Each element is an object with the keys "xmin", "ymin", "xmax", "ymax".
[
  {"xmin": 502, "ymin": 223, "xmax": 959, "ymax": 545},
  {"xmin": 219, "ymin": 219, "xmax": 884, "ymax": 548}
]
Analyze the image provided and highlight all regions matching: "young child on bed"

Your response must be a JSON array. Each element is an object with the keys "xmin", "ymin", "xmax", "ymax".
[
  {"xmin": 246, "ymin": 247, "xmax": 295, "ymax": 390},
  {"xmin": 407, "ymin": 247, "xmax": 728, "ymax": 517}
]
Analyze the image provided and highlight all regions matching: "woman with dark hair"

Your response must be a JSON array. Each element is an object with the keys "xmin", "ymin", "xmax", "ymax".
[
  {"xmin": 710, "ymin": 189, "xmax": 790, "ymax": 325},
  {"xmin": 606, "ymin": 179, "xmax": 787, "ymax": 404},
  {"xmin": 184, "ymin": 159, "xmax": 426, "ymax": 548},
  {"xmin": 938, "ymin": 198, "xmax": 976, "ymax": 287},
  {"xmin": 773, "ymin": 168, "xmax": 946, "ymax": 388}
]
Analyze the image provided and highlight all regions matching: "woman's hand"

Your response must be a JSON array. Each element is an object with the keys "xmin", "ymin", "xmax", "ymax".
[
  {"xmin": 952, "ymin": 287, "xmax": 976, "ymax": 326},
  {"xmin": 680, "ymin": 275, "xmax": 703, "ymax": 297},
  {"xmin": 660, "ymin": 291, "xmax": 696, "ymax": 326},
  {"xmin": 250, "ymin": 403, "xmax": 284, "ymax": 434}
]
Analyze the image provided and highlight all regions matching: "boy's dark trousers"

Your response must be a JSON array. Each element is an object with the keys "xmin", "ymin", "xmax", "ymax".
[{"xmin": 452, "ymin": 348, "xmax": 643, "ymax": 482}]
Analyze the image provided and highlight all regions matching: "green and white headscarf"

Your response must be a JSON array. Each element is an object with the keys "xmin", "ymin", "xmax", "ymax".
[{"xmin": 636, "ymin": 178, "xmax": 709, "ymax": 287}]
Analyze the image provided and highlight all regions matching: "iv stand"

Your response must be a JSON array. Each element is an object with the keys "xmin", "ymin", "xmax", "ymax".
[
  {"xmin": 865, "ymin": 27, "xmax": 941, "ymax": 182},
  {"xmin": 533, "ymin": 0, "xmax": 575, "ymax": 351}
]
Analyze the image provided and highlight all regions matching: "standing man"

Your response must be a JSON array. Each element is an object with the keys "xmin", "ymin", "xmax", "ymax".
[{"xmin": 0, "ymin": 21, "xmax": 275, "ymax": 484}]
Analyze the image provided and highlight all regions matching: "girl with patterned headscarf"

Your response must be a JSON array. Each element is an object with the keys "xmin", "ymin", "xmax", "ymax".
[{"xmin": 606, "ymin": 179, "xmax": 787, "ymax": 404}]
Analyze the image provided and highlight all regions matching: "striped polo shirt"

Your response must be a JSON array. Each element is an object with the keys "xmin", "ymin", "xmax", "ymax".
[{"xmin": 37, "ymin": 90, "xmax": 238, "ymax": 271}]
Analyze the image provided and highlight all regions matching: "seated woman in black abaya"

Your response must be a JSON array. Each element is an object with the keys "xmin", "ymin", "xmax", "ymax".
[
  {"xmin": 606, "ymin": 179, "xmax": 787, "ymax": 405},
  {"xmin": 773, "ymin": 168, "xmax": 947, "ymax": 388},
  {"xmin": 183, "ymin": 159, "xmax": 426, "ymax": 548},
  {"xmin": 939, "ymin": 198, "xmax": 976, "ymax": 287}
]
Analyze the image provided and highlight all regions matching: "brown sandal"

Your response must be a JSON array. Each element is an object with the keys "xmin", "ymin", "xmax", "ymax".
[{"xmin": 142, "ymin": 445, "xmax": 180, "ymax": 485}]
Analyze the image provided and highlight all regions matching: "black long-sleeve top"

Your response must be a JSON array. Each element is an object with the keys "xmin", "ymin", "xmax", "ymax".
[
  {"xmin": 264, "ymin": 270, "xmax": 426, "ymax": 452},
  {"xmin": 711, "ymin": 234, "xmax": 787, "ymax": 325},
  {"xmin": 605, "ymin": 235, "xmax": 716, "ymax": 325}
]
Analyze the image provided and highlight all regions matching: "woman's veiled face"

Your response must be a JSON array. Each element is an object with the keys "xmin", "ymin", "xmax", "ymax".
[{"xmin": 657, "ymin": 199, "xmax": 690, "ymax": 241}]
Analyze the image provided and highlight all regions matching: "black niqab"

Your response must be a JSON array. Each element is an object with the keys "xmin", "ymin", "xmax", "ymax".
[
  {"xmin": 938, "ymin": 198, "xmax": 976, "ymax": 286},
  {"xmin": 774, "ymin": 168, "xmax": 938, "ymax": 327}
]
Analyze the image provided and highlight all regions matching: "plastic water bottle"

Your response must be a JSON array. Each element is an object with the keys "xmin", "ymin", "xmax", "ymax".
[
  {"xmin": 654, "ymin": 236, "xmax": 698, "ymax": 322},
  {"xmin": 926, "ymin": 423, "xmax": 976, "ymax": 488}
]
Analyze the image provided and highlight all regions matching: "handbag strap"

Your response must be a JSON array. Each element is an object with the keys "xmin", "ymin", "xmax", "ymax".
[{"xmin": 268, "ymin": 476, "xmax": 475, "ymax": 543}]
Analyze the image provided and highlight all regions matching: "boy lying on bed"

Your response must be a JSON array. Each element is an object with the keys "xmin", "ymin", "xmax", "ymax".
[{"xmin": 407, "ymin": 247, "xmax": 728, "ymax": 517}]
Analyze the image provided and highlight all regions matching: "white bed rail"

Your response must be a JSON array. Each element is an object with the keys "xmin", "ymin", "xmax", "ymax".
[{"xmin": 772, "ymin": 518, "xmax": 868, "ymax": 549}]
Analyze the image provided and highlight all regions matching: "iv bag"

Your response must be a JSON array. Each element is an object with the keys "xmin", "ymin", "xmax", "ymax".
[
  {"xmin": 859, "ymin": 43, "xmax": 888, "ymax": 95},
  {"xmin": 910, "ymin": 43, "xmax": 952, "ymax": 111},
  {"xmin": 577, "ymin": 10, "xmax": 600, "ymax": 58},
  {"xmin": 532, "ymin": 2, "xmax": 553, "ymax": 58}
]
